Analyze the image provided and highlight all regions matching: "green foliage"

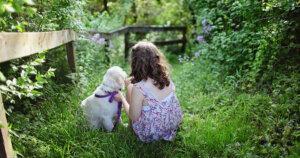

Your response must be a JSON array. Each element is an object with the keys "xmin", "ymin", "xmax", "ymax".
[
  {"xmin": 8, "ymin": 51, "xmax": 299, "ymax": 157},
  {"xmin": 0, "ymin": 0, "xmax": 89, "ymax": 104},
  {"xmin": 0, "ymin": 0, "xmax": 85, "ymax": 32},
  {"xmin": 189, "ymin": 0, "xmax": 300, "ymax": 86},
  {"xmin": 174, "ymin": 54, "xmax": 299, "ymax": 157},
  {"xmin": 126, "ymin": 0, "xmax": 190, "ymax": 26},
  {"xmin": 0, "ymin": 53, "xmax": 55, "ymax": 103},
  {"xmin": 1, "ymin": 0, "xmax": 299, "ymax": 157}
]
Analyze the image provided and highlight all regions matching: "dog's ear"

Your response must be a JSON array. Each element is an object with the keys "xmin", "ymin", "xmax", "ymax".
[
  {"xmin": 116, "ymin": 70, "xmax": 127, "ymax": 89},
  {"xmin": 103, "ymin": 66, "xmax": 127, "ymax": 91}
]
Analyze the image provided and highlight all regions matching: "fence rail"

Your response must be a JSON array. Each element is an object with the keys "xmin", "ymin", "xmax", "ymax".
[
  {"xmin": 0, "ymin": 30, "xmax": 77, "ymax": 158},
  {"xmin": 88, "ymin": 25, "xmax": 187, "ymax": 59}
]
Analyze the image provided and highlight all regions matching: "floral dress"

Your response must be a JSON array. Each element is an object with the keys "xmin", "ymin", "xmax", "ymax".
[{"xmin": 132, "ymin": 80, "xmax": 183, "ymax": 142}]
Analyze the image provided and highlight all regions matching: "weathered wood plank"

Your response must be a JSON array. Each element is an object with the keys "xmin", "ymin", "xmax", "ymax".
[
  {"xmin": 129, "ymin": 39, "xmax": 185, "ymax": 47},
  {"xmin": 128, "ymin": 26, "xmax": 186, "ymax": 32},
  {"xmin": 88, "ymin": 27, "xmax": 128, "ymax": 40},
  {"xmin": 87, "ymin": 26, "xmax": 186, "ymax": 40},
  {"xmin": 87, "ymin": 25, "xmax": 187, "ymax": 58},
  {"xmin": 0, "ymin": 94, "xmax": 14, "ymax": 158},
  {"xmin": 0, "ymin": 30, "xmax": 76, "ymax": 63}
]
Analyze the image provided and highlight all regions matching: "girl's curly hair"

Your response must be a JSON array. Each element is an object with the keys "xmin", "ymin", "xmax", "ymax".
[{"xmin": 130, "ymin": 41, "xmax": 170, "ymax": 89}]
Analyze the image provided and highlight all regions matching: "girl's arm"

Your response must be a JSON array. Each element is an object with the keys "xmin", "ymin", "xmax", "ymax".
[
  {"xmin": 114, "ymin": 86, "xmax": 143, "ymax": 121},
  {"xmin": 129, "ymin": 86, "xmax": 143, "ymax": 121}
]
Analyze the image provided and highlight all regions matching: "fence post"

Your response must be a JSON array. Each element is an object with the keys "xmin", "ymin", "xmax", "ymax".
[
  {"xmin": 0, "ymin": 94, "xmax": 14, "ymax": 158},
  {"xmin": 124, "ymin": 32, "xmax": 130, "ymax": 60},
  {"xmin": 66, "ymin": 42, "xmax": 76, "ymax": 73},
  {"xmin": 181, "ymin": 27, "xmax": 187, "ymax": 53},
  {"xmin": 104, "ymin": 39, "xmax": 111, "ymax": 63}
]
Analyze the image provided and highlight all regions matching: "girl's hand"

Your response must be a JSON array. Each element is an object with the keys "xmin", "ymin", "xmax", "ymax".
[
  {"xmin": 114, "ymin": 91, "xmax": 125, "ymax": 102},
  {"xmin": 125, "ymin": 77, "xmax": 133, "ymax": 86}
]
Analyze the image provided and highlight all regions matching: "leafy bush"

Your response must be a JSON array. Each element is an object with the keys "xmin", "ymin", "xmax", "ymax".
[
  {"xmin": 174, "ymin": 52, "xmax": 299, "ymax": 157},
  {"xmin": 0, "ymin": 53, "xmax": 55, "ymax": 103},
  {"xmin": 188, "ymin": 0, "xmax": 300, "ymax": 86}
]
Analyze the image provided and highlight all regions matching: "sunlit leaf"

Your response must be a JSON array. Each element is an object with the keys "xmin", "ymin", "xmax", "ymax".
[
  {"xmin": 3, "ymin": 4, "xmax": 15, "ymax": 13},
  {"xmin": 39, "ymin": 52, "xmax": 46, "ymax": 59},
  {"xmin": 0, "ymin": 121, "xmax": 3, "ymax": 128},
  {"xmin": 24, "ymin": 0, "xmax": 35, "ymax": 5},
  {"xmin": 0, "ymin": 71, "xmax": 6, "ymax": 82},
  {"xmin": 0, "ymin": 5, "xmax": 5, "ymax": 14},
  {"xmin": 16, "ymin": 25, "xmax": 23, "ymax": 32},
  {"xmin": 0, "ymin": 85, "xmax": 10, "ymax": 92},
  {"xmin": 25, "ymin": 7, "xmax": 37, "ymax": 17}
]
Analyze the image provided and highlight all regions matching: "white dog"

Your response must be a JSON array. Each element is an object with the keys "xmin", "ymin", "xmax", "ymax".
[{"xmin": 81, "ymin": 66, "xmax": 127, "ymax": 131}]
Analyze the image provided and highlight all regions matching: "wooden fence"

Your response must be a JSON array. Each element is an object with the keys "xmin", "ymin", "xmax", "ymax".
[
  {"xmin": 0, "ymin": 30, "xmax": 76, "ymax": 158},
  {"xmin": 88, "ymin": 25, "xmax": 187, "ymax": 59},
  {"xmin": 0, "ymin": 25, "xmax": 186, "ymax": 157}
]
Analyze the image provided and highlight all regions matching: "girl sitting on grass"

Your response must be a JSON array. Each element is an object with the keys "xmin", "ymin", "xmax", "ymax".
[{"xmin": 114, "ymin": 41, "xmax": 182, "ymax": 142}]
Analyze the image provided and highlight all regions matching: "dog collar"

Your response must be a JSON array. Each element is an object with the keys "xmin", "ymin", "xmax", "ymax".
[{"xmin": 95, "ymin": 91, "xmax": 118, "ymax": 103}]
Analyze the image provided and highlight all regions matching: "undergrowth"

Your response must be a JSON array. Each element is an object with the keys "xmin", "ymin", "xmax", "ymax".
[{"xmin": 8, "ymin": 42, "xmax": 299, "ymax": 157}]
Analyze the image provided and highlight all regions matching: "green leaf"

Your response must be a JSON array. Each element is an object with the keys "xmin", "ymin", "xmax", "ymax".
[
  {"xmin": 0, "ymin": 71, "xmax": 6, "ymax": 82},
  {"xmin": 0, "ymin": 5, "xmax": 5, "ymax": 14},
  {"xmin": 39, "ymin": 52, "xmax": 45, "ymax": 59},
  {"xmin": 24, "ymin": 0, "xmax": 35, "ymax": 5},
  {"xmin": 3, "ymin": 4, "xmax": 15, "ymax": 13},
  {"xmin": 31, "ymin": 90, "xmax": 42, "ymax": 95},
  {"xmin": 0, "ymin": 85, "xmax": 10, "ymax": 92},
  {"xmin": 35, "ymin": 73, "xmax": 42, "ymax": 81},
  {"xmin": 0, "ymin": 121, "xmax": 4, "ymax": 128},
  {"xmin": 25, "ymin": 7, "xmax": 37, "ymax": 17},
  {"xmin": 16, "ymin": 25, "xmax": 23, "ymax": 32}
]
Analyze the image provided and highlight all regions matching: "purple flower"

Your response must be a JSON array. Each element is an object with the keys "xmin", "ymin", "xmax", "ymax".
[
  {"xmin": 74, "ymin": 41, "xmax": 78, "ymax": 45},
  {"xmin": 197, "ymin": 36, "xmax": 207, "ymax": 43},
  {"xmin": 207, "ymin": 25, "xmax": 212, "ymax": 30},
  {"xmin": 191, "ymin": 63, "xmax": 194, "ymax": 66},
  {"xmin": 264, "ymin": 143, "xmax": 268, "ymax": 146},
  {"xmin": 212, "ymin": 33, "xmax": 215, "ymax": 37},
  {"xmin": 205, "ymin": 30, "xmax": 209, "ymax": 34},
  {"xmin": 91, "ymin": 33, "xmax": 100, "ymax": 42},
  {"xmin": 202, "ymin": 20, "xmax": 206, "ymax": 26},
  {"xmin": 282, "ymin": 153, "xmax": 286, "ymax": 156},
  {"xmin": 179, "ymin": 58, "xmax": 183, "ymax": 63},
  {"xmin": 197, "ymin": 36, "xmax": 203, "ymax": 42},
  {"xmin": 109, "ymin": 44, "xmax": 114, "ymax": 49},
  {"xmin": 97, "ymin": 38, "xmax": 105, "ymax": 45},
  {"xmin": 195, "ymin": 52, "xmax": 200, "ymax": 56}
]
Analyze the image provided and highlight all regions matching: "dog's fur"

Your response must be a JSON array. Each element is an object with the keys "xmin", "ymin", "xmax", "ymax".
[{"xmin": 81, "ymin": 66, "xmax": 127, "ymax": 131}]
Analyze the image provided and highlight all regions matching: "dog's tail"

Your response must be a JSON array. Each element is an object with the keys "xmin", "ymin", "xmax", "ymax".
[{"xmin": 81, "ymin": 98, "xmax": 88, "ymax": 108}]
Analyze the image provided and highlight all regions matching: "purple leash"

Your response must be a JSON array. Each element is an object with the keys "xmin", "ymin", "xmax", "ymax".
[{"xmin": 94, "ymin": 91, "xmax": 122, "ymax": 130}]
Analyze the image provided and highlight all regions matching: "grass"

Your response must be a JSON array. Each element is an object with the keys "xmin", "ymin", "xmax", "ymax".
[{"xmin": 7, "ymin": 43, "xmax": 299, "ymax": 157}]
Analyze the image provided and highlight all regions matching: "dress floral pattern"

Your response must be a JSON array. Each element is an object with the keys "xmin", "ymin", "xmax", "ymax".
[{"xmin": 132, "ymin": 80, "xmax": 183, "ymax": 142}]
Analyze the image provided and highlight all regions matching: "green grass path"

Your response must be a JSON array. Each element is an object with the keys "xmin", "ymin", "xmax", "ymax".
[{"xmin": 9, "ymin": 54, "xmax": 298, "ymax": 157}]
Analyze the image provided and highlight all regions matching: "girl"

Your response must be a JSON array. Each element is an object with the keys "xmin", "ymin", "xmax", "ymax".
[{"xmin": 114, "ymin": 41, "xmax": 182, "ymax": 142}]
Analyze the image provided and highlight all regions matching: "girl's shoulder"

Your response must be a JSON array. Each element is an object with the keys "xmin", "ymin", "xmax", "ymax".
[{"xmin": 133, "ymin": 81, "xmax": 147, "ymax": 96}]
